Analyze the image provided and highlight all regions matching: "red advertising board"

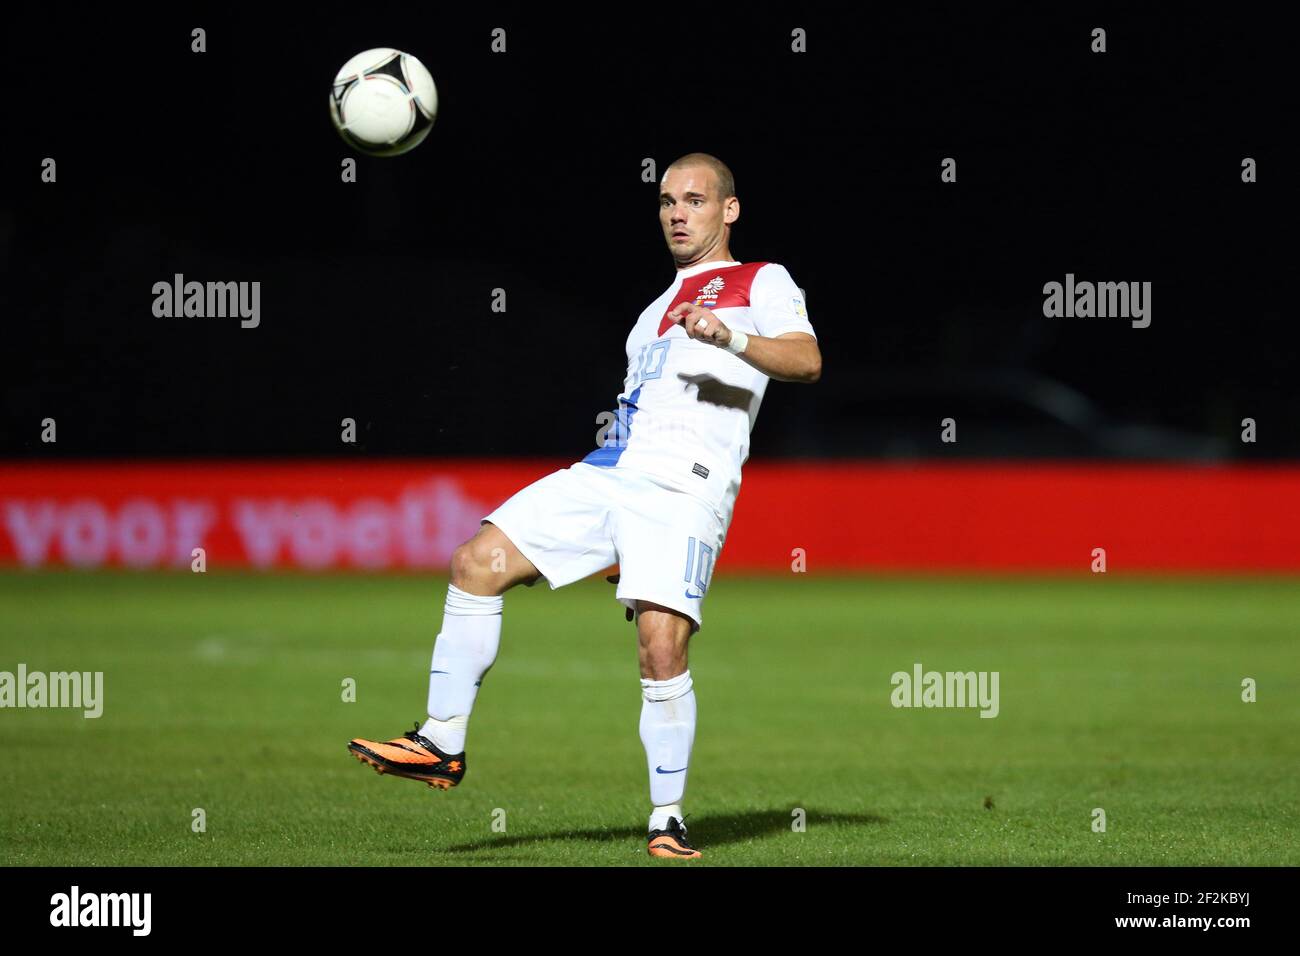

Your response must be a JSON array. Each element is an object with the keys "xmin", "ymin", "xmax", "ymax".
[{"xmin": 0, "ymin": 461, "xmax": 1296, "ymax": 572}]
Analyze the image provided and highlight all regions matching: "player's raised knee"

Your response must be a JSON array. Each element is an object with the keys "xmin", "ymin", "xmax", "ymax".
[
  {"xmin": 450, "ymin": 524, "xmax": 539, "ymax": 594},
  {"xmin": 449, "ymin": 536, "xmax": 495, "ymax": 593}
]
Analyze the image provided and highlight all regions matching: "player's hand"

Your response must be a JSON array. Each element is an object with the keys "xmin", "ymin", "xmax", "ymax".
[
  {"xmin": 603, "ymin": 572, "xmax": 634, "ymax": 624},
  {"xmin": 668, "ymin": 302, "xmax": 733, "ymax": 349}
]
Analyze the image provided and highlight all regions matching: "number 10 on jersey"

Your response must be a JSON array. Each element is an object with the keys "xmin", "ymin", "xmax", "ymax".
[{"xmin": 683, "ymin": 536, "xmax": 715, "ymax": 599}]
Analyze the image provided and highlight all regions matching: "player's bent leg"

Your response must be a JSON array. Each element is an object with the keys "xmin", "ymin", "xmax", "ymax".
[
  {"xmin": 348, "ymin": 523, "xmax": 540, "ymax": 791},
  {"xmin": 421, "ymin": 522, "xmax": 539, "ymax": 754},
  {"xmin": 636, "ymin": 601, "xmax": 702, "ymax": 859}
]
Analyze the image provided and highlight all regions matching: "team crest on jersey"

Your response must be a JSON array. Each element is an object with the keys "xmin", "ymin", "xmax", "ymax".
[
  {"xmin": 694, "ymin": 276, "xmax": 725, "ymax": 309},
  {"xmin": 658, "ymin": 261, "xmax": 769, "ymax": 336}
]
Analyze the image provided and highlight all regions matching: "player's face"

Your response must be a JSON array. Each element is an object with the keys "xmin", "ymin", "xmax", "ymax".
[{"xmin": 659, "ymin": 166, "xmax": 734, "ymax": 265}]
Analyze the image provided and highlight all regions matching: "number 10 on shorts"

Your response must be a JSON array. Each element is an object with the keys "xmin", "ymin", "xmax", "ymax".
[{"xmin": 683, "ymin": 537, "xmax": 715, "ymax": 599}]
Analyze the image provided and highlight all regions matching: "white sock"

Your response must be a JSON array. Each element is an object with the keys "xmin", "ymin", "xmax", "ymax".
[
  {"xmin": 639, "ymin": 670, "xmax": 696, "ymax": 831},
  {"xmin": 649, "ymin": 803, "xmax": 684, "ymax": 833},
  {"xmin": 420, "ymin": 583, "xmax": 503, "ymax": 754}
]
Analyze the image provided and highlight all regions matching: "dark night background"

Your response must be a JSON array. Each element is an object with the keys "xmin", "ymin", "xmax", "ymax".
[{"xmin": 1, "ymin": 5, "xmax": 1292, "ymax": 460}]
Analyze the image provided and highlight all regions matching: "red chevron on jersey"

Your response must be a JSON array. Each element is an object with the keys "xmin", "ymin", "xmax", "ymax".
[{"xmin": 657, "ymin": 261, "xmax": 770, "ymax": 337}]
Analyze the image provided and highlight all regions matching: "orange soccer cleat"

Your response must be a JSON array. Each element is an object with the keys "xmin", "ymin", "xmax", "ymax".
[
  {"xmin": 348, "ymin": 723, "xmax": 466, "ymax": 790},
  {"xmin": 647, "ymin": 817, "xmax": 702, "ymax": 859}
]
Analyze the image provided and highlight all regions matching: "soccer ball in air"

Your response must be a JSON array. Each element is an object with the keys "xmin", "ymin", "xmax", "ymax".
[{"xmin": 329, "ymin": 48, "xmax": 438, "ymax": 157}]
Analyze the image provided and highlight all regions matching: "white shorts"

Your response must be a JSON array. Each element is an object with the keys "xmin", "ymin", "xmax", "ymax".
[{"xmin": 482, "ymin": 462, "xmax": 727, "ymax": 632}]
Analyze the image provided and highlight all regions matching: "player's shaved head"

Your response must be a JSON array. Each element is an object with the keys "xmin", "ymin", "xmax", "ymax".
[
  {"xmin": 659, "ymin": 154, "xmax": 739, "ymax": 269},
  {"xmin": 664, "ymin": 153, "xmax": 735, "ymax": 201}
]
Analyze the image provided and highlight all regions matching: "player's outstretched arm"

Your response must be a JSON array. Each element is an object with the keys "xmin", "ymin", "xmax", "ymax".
[
  {"xmin": 668, "ymin": 302, "xmax": 822, "ymax": 383},
  {"xmin": 731, "ymin": 331, "xmax": 821, "ymax": 383}
]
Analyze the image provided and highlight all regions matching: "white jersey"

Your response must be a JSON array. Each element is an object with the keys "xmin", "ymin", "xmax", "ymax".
[{"xmin": 579, "ymin": 259, "xmax": 816, "ymax": 525}]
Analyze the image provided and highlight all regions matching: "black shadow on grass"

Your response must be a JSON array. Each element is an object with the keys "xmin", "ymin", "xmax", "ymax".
[{"xmin": 438, "ymin": 808, "xmax": 888, "ymax": 854}]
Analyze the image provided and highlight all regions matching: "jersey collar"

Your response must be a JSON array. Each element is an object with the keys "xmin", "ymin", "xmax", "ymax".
[{"xmin": 674, "ymin": 258, "xmax": 741, "ymax": 279}]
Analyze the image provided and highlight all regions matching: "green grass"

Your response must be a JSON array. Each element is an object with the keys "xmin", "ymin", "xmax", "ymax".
[{"xmin": 0, "ymin": 570, "xmax": 1297, "ymax": 866}]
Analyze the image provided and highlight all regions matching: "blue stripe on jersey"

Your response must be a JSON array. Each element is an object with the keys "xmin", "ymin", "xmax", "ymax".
[{"xmin": 582, "ymin": 386, "xmax": 643, "ymax": 467}]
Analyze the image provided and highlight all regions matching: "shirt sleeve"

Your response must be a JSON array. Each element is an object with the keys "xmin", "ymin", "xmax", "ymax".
[{"xmin": 748, "ymin": 263, "xmax": 817, "ymax": 340}]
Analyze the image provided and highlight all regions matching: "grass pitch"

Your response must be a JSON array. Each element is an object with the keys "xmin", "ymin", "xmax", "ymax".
[{"xmin": 1, "ymin": 570, "xmax": 1296, "ymax": 866}]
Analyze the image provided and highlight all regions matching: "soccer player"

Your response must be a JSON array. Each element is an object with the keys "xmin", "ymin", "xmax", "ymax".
[{"xmin": 349, "ymin": 153, "xmax": 821, "ymax": 859}]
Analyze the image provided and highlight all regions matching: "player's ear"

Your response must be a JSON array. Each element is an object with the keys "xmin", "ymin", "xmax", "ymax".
[{"xmin": 723, "ymin": 197, "xmax": 739, "ymax": 225}]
